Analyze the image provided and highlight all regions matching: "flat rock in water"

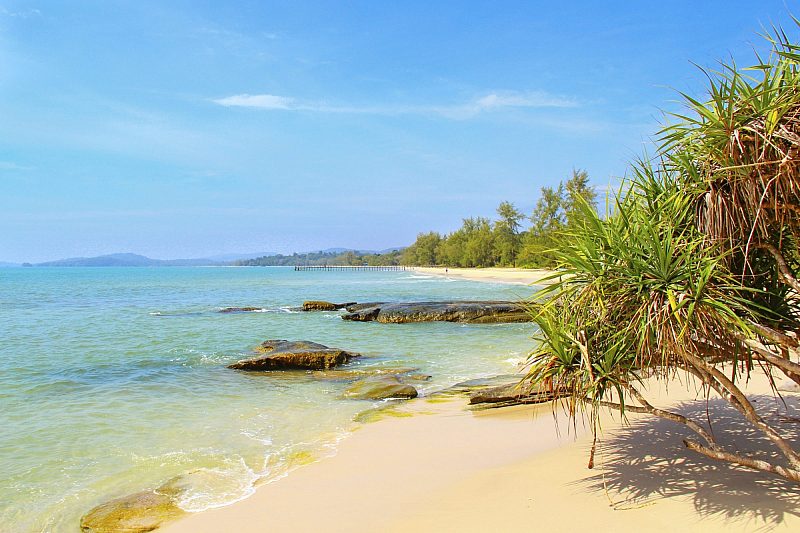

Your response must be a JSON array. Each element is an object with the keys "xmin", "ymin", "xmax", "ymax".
[
  {"xmin": 311, "ymin": 367, "xmax": 421, "ymax": 382},
  {"xmin": 344, "ymin": 302, "xmax": 386, "ymax": 313},
  {"xmin": 468, "ymin": 382, "xmax": 561, "ymax": 407},
  {"xmin": 228, "ymin": 340, "xmax": 360, "ymax": 370},
  {"xmin": 302, "ymin": 300, "xmax": 357, "ymax": 311},
  {"xmin": 343, "ymin": 375, "xmax": 418, "ymax": 400},
  {"xmin": 218, "ymin": 306, "xmax": 263, "ymax": 313},
  {"xmin": 341, "ymin": 301, "xmax": 531, "ymax": 323}
]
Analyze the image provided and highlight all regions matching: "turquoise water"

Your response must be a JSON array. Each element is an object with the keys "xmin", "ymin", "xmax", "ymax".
[{"xmin": 0, "ymin": 267, "xmax": 536, "ymax": 532}]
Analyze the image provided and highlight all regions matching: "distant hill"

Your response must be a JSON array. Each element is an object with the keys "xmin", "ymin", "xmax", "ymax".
[
  {"xmin": 204, "ymin": 252, "xmax": 277, "ymax": 262},
  {"xmin": 25, "ymin": 248, "xmax": 406, "ymax": 267},
  {"xmin": 0, "ymin": 261, "xmax": 20, "ymax": 267},
  {"xmin": 34, "ymin": 253, "xmax": 222, "ymax": 267}
]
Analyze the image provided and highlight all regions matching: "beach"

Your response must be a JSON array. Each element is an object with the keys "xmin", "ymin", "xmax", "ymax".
[
  {"xmin": 414, "ymin": 266, "xmax": 559, "ymax": 285},
  {"xmin": 162, "ymin": 370, "xmax": 800, "ymax": 533},
  {"xmin": 156, "ymin": 268, "xmax": 800, "ymax": 533}
]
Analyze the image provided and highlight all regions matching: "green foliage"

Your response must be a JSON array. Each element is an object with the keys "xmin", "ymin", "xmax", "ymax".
[
  {"xmin": 527, "ymin": 24, "xmax": 800, "ymax": 483},
  {"xmin": 401, "ymin": 174, "xmax": 599, "ymax": 268},
  {"xmin": 235, "ymin": 249, "xmax": 402, "ymax": 266}
]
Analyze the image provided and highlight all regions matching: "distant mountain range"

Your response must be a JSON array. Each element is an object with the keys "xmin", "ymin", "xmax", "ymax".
[
  {"xmin": 32, "ymin": 253, "xmax": 223, "ymax": 267},
  {"xmin": 5, "ymin": 248, "xmax": 403, "ymax": 267}
]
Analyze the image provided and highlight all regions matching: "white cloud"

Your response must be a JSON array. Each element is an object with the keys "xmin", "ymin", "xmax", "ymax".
[
  {"xmin": 213, "ymin": 94, "xmax": 295, "ymax": 110},
  {"xmin": 0, "ymin": 7, "xmax": 41, "ymax": 18},
  {"xmin": 211, "ymin": 90, "xmax": 577, "ymax": 119},
  {"xmin": 475, "ymin": 91, "xmax": 575, "ymax": 109}
]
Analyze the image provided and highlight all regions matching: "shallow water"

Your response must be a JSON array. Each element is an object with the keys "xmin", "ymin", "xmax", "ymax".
[{"xmin": 0, "ymin": 267, "xmax": 536, "ymax": 532}]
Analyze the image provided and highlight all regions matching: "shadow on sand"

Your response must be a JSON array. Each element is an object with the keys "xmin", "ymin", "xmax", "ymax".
[{"xmin": 579, "ymin": 394, "xmax": 800, "ymax": 531}]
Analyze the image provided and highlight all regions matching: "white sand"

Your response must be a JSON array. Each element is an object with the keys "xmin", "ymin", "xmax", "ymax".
[
  {"xmin": 161, "ymin": 371, "xmax": 800, "ymax": 532},
  {"xmin": 413, "ymin": 266, "xmax": 559, "ymax": 285}
]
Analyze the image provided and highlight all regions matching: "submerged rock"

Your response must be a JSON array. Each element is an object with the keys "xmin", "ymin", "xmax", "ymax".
[
  {"xmin": 343, "ymin": 375, "xmax": 419, "ymax": 400},
  {"xmin": 80, "ymin": 480, "xmax": 186, "ymax": 533},
  {"xmin": 341, "ymin": 301, "xmax": 531, "ymax": 324},
  {"xmin": 228, "ymin": 340, "xmax": 360, "ymax": 370},
  {"xmin": 310, "ymin": 367, "xmax": 421, "ymax": 382},
  {"xmin": 218, "ymin": 306, "xmax": 263, "ymax": 313},
  {"xmin": 302, "ymin": 300, "xmax": 356, "ymax": 311}
]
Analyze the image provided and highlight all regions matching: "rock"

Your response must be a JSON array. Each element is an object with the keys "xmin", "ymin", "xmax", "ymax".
[
  {"xmin": 218, "ymin": 306, "xmax": 262, "ymax": 313},
  {"xmin": 80, "ymin": 480, "xmax": 186, "ymax": 533},
  {"xmin": 302, "ymin": 301, "xmax": 357, "ymax": 311},
  {"xmin": 228, "ymin": 340, "xmax": 360, "ymax": 370},
  {"xmin": 310, "ymin": 367, "xmax": 421, "ymax": 382},
  {"xmin": 468, "ymin": 382, "xmax": 561, "ymax": 406},
  {"xmin": 341, "ymin": 301, "xmax": 531, "ymax": 323},
  {"xmin": 343, "ymin": 375, "xmax": 418, "ymax": 400},
  {"xmin": 344, "ymin": 302, "xmax": 386, "ymax": 313}
]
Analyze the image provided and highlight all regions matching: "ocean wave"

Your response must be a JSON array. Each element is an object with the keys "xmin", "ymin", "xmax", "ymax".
[
  {"xmin": 173, "ymin": 457, "xmax": 260, "ymax": 513},
  {"xmin": 503, "ymin": 356, "xmax": 527, "ymax": 367}
]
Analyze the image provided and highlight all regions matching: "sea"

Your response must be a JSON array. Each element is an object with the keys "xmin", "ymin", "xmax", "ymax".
[{"xmin": 0, "ymin": 267, "xmax": 537, "ymax": 532}]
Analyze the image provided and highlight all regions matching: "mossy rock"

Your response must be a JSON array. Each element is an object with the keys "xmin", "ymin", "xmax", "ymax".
[
  {"xmin": 80, "ymin": 489, "xmax": 183, "ymax": 533},
  {"xmin": 343, "ymin": 375, "xmax": 418, "ymax": 400},
  {"xmin": 302, "ymin": 301, "xmax": 356, "ymax": 311},
  {"xmin": 229, "ymin": 340, "xmax": 360, "ymax": 371}
]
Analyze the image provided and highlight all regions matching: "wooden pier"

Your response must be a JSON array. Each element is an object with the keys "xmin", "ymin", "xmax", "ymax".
[{"xmin": 294, "ymin": 265, "xmax": 408, "ymax": 272}]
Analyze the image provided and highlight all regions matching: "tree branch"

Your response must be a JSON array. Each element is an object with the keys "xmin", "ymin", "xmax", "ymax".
[
  {"xmin": 746, "ymin": 319, "xmax": 799, "ymax": 349},
  {"xmin": 744, "ymin": 339, "xmax": 800, "ymax": 385},
  {"xmin": 681, "ymin": 351, "xmax": 800, "ymax": 469},
  {"xmin": 756, "ymin": 242, "xmax": 800, "ymax": 293},
  {"xmin": 684, "ymin": 438, "xmax": 800, "ymax": 483}
]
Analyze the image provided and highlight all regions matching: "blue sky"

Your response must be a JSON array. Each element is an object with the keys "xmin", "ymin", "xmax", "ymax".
[{"xmin": 0, "ymin": 1, "xmax": 796, "ymax": 262}]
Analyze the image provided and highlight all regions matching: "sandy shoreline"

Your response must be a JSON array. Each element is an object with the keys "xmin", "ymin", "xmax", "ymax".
[
  {"xmin": 161, "ymin": 372, "xmax": 800, "ymax": 533},
  {"xmin": 155, "ymin": 268, "xmax": 800, "ymax": 532},
  {"xmin": 413, "ymin": 266, "xmax": 559, "ymax": 285}
]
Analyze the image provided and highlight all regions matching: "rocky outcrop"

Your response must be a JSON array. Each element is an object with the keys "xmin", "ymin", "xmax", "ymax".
[
  {"xmin": 468, "ymin": 382, "xmax": 562, "ymax": 407},
  {"xmin": 343, "ymin": 375, "xmax": 418, "ymax": 400},
  {"xmin": 228, "ymin": 340, "xmax": 360, "ymax": 371},
  {"xmin": 341, "ymin": 301, "xmax": 531, "ymax": 324},
  {"xmin": 344, "ymin": 302, "xmax": 386, "ymax": 313},
  {"xmin": 302, "ymin": 301, "xmax": 356, "ymax": 311},
  {"xmin": 80, "ymin": 477, "xmax": 188, "ymax": 533},
  {"xmin": 218, "ymin": 306, "xmax": 263, "ymax": 313}
]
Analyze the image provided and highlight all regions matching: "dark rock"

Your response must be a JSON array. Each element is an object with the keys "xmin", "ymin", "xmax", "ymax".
[
  {"xmin": 218, "ymin": 306, "xmax": 263, "ymax": 313},
  {"xmin": 341, "ymin": 301, "xmax": 531, "ymax": 324},
  {"xmin": 468, "ymin": 382, "xmax": 561, "ymax": 407},
  {"xmin": 344, "ymin": 302, "xmax": 386, "ymax": 313},
  {"xmin": 228, "ymin": 340, "xmax": 360, "ymax": 370},
  {"xmin": 343, "ymin": 375, "xmax": 418, "ymax": 400},
  {"xmin": 302, "ymin": 301, "xmax": 357, "ymax": 311}
]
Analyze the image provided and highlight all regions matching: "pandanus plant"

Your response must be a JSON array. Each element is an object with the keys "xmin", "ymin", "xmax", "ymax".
[{"xmin": 527, "ymin": 24, "xmax": 800, "ymax": 482}]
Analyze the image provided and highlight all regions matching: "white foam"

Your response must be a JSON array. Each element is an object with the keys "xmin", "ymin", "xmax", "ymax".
[{"xmin": 175, "ymin": 458, "xmax": 260, "ymax": 513}]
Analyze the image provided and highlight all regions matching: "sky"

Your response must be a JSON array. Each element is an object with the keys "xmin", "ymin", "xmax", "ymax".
[{"xmin": 0, "ymin": 1, "xmax": 797, "ymax": 262}]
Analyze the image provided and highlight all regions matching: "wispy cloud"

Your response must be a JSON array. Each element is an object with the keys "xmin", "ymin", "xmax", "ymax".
[
  {"xmin": 0, "ymin": 160, "xmax": 33, "ymax": 171},
  {"xmin": 212, "ymin": 90, "xmax": 577, "ymax": 119},
  {"xmin": 214, "ymin": 94, "xmax": 294, "ymax": 110},
  {"xmin": 0, "ymin": 7, "xmax": 41, "ymax": 18}
]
